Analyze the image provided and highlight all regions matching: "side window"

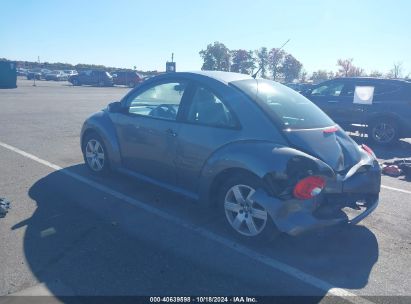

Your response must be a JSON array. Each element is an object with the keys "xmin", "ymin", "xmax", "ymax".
[
  {"xmin": 340, "ymin": 83, "xmax": 356, "ymax": 97},
  {"xmin": 127, "ymin": 81, "xmax": 187, "ymax": 120},
  {"xmin": 311, "ymin": 82, "xmax": 345, "ymax": 97},
  {"xmin": 373, "ymin": 82, "xmax": 407, "ymax": 101},
  {"xmin": 374, "ymin": 83, "xmax": 401, "ymax": 95},
  {"xmin": 186, "ymin": 86, "xmax": 236, "ymax": 127}
]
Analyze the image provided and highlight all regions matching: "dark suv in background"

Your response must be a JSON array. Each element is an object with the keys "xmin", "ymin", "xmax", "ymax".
[
  {"xmin": 304, "ymin": 77, "xmax": 411, "ymax": 145},
  {"xmin": 69, "ymin": 70, "xmax": 113, "ymax": 87},
  {"xmin": 112, "ymin": 71, "xmax": 143, "ymax": 87}
]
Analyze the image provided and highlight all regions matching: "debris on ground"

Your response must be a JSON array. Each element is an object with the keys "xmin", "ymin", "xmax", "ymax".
[
  {"xmin": 0, "ymin": 198, "xmax": 11, "ymax": 218},
  {"xmin": 382, "ymin": 159, "xmax": 411, "ymax": 179},
  {"xmin": 382, "ymin": 165, "xmax": 402, "ymax": 177}
]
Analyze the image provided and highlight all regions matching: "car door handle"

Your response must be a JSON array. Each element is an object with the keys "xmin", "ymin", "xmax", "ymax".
[
  {"xmin": 165, "ymin": 128, "xmax": 178, "ymax": 137},
  {"xmin": 327, "ymin": 100, "xmax": 339, "ymax": 103}
]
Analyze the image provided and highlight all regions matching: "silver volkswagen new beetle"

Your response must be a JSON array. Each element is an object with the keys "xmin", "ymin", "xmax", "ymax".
[{"xmin": 81, "ymin": 71, "xmax": 381, "ymax": 240}]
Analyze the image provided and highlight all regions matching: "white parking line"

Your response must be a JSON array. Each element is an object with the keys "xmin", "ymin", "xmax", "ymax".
[
  {"xmin": 381, "ymin": 185, "xmax": 411, "ymax": 195},
  {"xmin": 0, "ymin": 141, "xmax": 380, "ymax": 303}
]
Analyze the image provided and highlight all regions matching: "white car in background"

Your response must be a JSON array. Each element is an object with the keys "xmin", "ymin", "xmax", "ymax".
[{"xmin": 64, "ymin": 70, "xmax": 78, "ymax": 77}]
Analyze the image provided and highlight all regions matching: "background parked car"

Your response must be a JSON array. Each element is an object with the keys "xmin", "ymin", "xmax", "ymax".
[
  {"xmin": 40, "ymin": 69, "xmax": 52, "ymax": 79},
  {"xmin": 64, "ymin": 70, "xmax": 78, "ymax": 77},
  {"xmin": 16, "ymin": 68, "xmax": 28, "ymax": 76},
  {"xmin": 112, "ymin": 71, "xmax": 143, "ymax": 87},
  {"xmin": 285, "ymin": 82, "xmax": 315, "ymax": 93},
  {"xmin": 26, "ymin": 69, "xmax": 42, "ymax": 80},
  {"xmin": 69, "ymin": 70, "xmax": 113, "ymax": 87},
  {"xmin": 304, "ymin": 77, "xmax": 411, "ymax": 145},
  {"xmin": 45, "ymin": 70, "xmax": 69, "ymax": 81}
]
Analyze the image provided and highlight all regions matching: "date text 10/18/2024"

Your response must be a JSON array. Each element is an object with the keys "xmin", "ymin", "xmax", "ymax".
[{"xmin": 149, "ymin": 297, "xmax": 258, "ymax": 303}]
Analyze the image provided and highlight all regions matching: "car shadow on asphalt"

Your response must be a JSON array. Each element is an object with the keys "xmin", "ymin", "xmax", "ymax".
[{"xmin": 11, "ymin": 165, "xmax": 379, "ymax": 301}]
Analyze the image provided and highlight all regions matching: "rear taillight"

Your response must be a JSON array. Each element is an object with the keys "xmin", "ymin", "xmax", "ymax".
[
  {"xmin": 293, "ymin": 176, "xmax": 326, "ymax": 200},
  {"xmin": 361, "ymin": 144, "xmax": 376, "ymax": 158}
]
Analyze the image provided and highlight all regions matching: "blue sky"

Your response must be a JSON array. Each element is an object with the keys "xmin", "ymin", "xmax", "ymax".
[{"xmin": 1, "ymin": 0, "xmax": 410, "ymax": 75}]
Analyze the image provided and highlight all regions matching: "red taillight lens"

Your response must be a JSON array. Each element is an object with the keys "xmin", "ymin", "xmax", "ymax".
[
  {"xmin": 361, "ymin": 144, "xmax": 376, "ymax": 158},
  {"xmin": 293, "ymin": 176, "xmax": 326, "ymax": 200}
]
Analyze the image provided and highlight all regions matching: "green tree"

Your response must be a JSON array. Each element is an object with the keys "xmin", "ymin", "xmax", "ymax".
[
  {"xmin": 337, "ymin": 58, "xmax": 364, "ymax": 77},
  {"xmin": 230, "ymin": 49, "xmax": 256, "ymax": 75},
  {"xmin": 256, "ymin": 47, "xmax": 269, "ymax": 78},
  {"xmin": 268, "ymin": 48, "xmax": 286, "ymax": 80},
  {"xmin": 300, "ymin": 69, "xmax": 308, "ymax": 82},
  {"xmin": 199, "ymin": 42, "xmax": 231, "ymax": 71},
  {"xmin": 281, "ymin": 54, "xmax": 302, "ymax": 82},
  {"xmin": 388, "ymin": 62, "xmax": 403, "ymax": 78},
  {"xmin": 311, "ymin": 70, "xmax": 331, "ymax": 83},
  {"xmin": 368, "ymin": 70, "xmax": 383, "ymax": 77}
]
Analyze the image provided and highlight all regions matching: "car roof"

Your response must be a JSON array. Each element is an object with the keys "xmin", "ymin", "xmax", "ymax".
[
  {"xmin": 189, "ymin": 71, "xmax": 253, "ymax": 84},
  {"xmin": 332, "ymin": 77, "xmax": 411, "ymax": 85},
  {"xmin": 154, "ymin": 71, "xmax": 253, "ymax": 84}
]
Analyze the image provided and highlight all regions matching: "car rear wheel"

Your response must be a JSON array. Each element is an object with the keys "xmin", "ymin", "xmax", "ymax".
[
  {"xmin": 369, "ymin": 118, "xmax": 399, "ymax": 145},
  {"xmin": 72, "ymin": 79, "xmax": 80, "ymax": 86},
  {"xmin": 218, "ymin": 174, "xmax": 279, "ymax": 242},
  {"xmin": 83, "ymin": 133, "xmax": 109, "ymax": 174}
]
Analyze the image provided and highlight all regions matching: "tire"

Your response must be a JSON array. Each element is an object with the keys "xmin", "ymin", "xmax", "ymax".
[
  {"xmin": 82, "ymin": 133, "xmax": 110, "ymax": 175},
  {"xmin": 98, "ymin": 81, "xmax": 105, "ymax": 87},
  {"xmin": 72, "ymin": 78, "xmax": 80, "ymax": 86},
  {"xmin": 369, "ymin": 118, "xmax": 399, "ymax": 145},
  {"xmin": 217, "ymin": 173, "xmax": 279, "ymax": 242},
  {"xmin": 128, "ymin": 81, "xmax": 135, "ymax": 88}
]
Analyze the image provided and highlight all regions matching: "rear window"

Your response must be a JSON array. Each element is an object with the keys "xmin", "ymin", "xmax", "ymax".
[{"xmin": 231, "ymin": 79, "xmax": 335, "ymax": 130}]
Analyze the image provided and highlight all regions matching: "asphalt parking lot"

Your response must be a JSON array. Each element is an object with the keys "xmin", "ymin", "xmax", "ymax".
[{"xmin": 0, "ymin": 78, "xmax": 410, "ymax": 303}]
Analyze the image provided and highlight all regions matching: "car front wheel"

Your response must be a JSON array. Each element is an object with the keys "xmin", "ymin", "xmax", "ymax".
[
  {"xmin": 218, "ymin": 174, "xmax": 278, "ymax": 242},
  {"xmin": 83, "ymin": 134, "xmax": 109, "ymax": 174}
]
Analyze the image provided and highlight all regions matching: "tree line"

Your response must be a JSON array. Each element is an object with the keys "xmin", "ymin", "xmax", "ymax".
[
  {"xmin": 199, "ymin": 42, "xmax": 302, "ymax": 82},
  {"xmin": 199, "ymin": 42, "xmax": 409, "ymax": 83}
]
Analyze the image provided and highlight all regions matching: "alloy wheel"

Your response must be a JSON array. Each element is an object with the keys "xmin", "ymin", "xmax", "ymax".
[
  {"xmin": 85, "ymin": 139, "xmax": 105, "ymax": 172},
  {"xmin": 224, "ymin": 184, "xmax": 268, "ymax": 237},
  {"xmin": 372, "ymin": 122, "xmax": 396, "ymax": 144}
]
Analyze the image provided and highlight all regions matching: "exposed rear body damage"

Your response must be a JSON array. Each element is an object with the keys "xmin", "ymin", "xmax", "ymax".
[{"xmin": 251, "ymin": 145, "xmax": 380, "ymax": 235}]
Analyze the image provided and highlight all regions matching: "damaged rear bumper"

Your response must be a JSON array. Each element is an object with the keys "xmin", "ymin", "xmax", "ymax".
[{"xmin": 251, "ymin": 159, "xmax": 381, "ymax": 236}]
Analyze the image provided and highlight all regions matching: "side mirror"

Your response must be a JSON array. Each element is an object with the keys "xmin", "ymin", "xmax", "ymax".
[{"xmin": 107, "ymin": 101, "xmax": 125, "ymax": 113}]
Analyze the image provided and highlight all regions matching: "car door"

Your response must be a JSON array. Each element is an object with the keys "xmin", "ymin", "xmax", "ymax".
[
  {"xmin": 79, "ymin": 70, "xmax": 93, "ymax": 84},
  {"xmin": 77, "ymin": 71, "xmax": 87, "ymax": 83},
  {"xmin": 91, "ymin": 71, "xmax": 101, "ymax": 85},
  {"xmin": 113, "ymin": 80, "xmax": 189, "ymax": 185},
  {"xmin": 308, "ymin": 80, "xmax": 356, "ymax": 126},
  {"xmin": 174, "ymin": 83, "xmax": 240, "ymax": 193}
]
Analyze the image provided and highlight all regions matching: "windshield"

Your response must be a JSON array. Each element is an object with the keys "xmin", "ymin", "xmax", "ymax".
[{"xmin": 232, "ymin": 79, "xmax": 335, "ymax": 130}]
